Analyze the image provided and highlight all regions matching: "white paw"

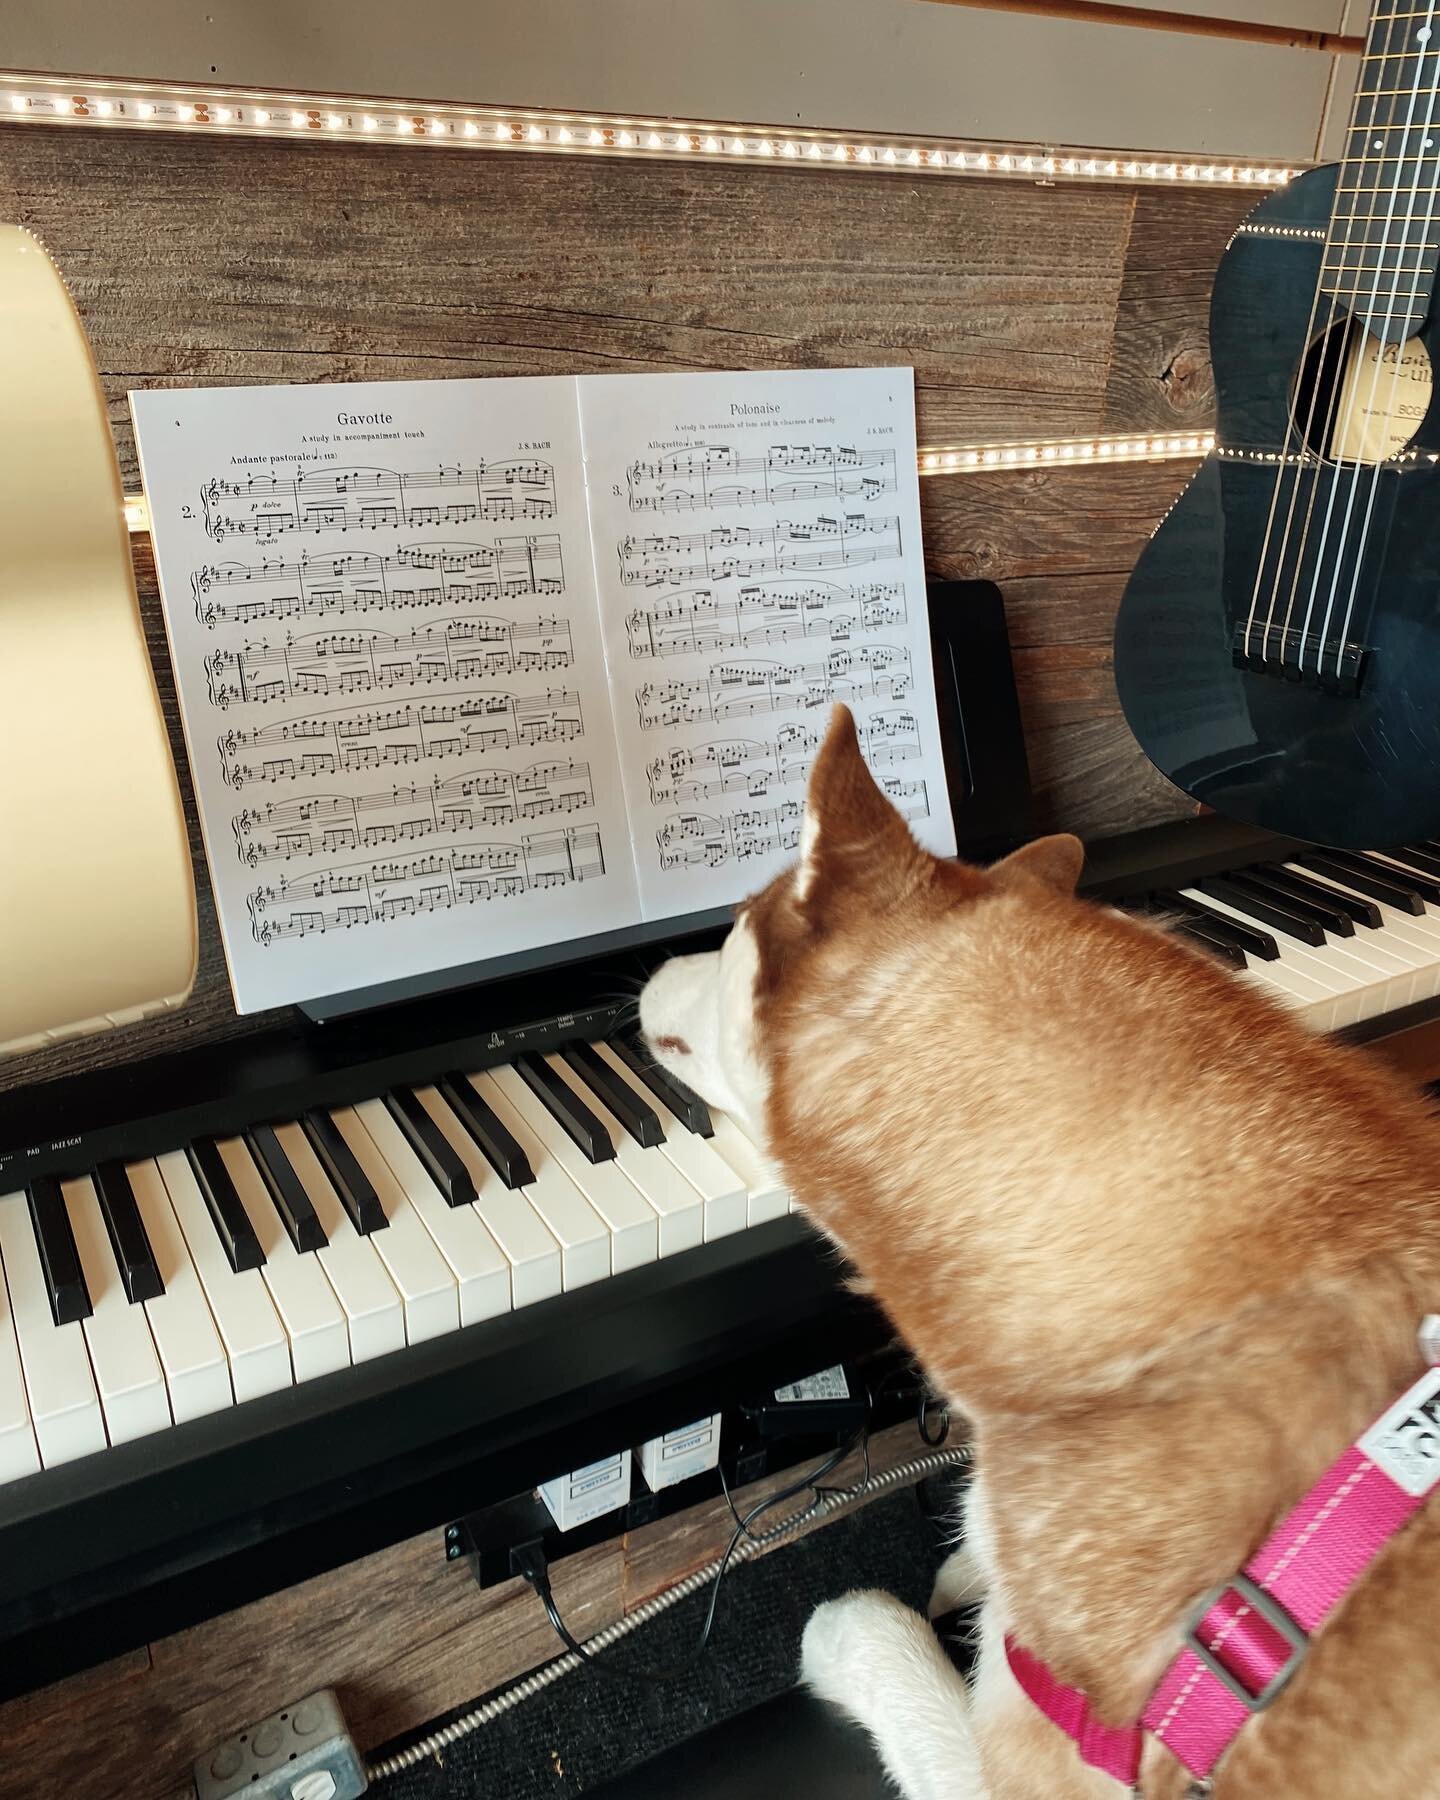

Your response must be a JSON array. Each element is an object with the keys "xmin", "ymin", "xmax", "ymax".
[
  {"xmin": 801, "ymin": 1590, "xmax": 925, "ymax": 1714},
  {"xmin": 929, "ymin": 1545, "xmax": 987, "ymax": 1617}
]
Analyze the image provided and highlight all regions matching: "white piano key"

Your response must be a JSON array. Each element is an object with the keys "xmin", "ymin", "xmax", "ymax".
[
  {"xmin": 707, "ymin": 1112, "xmax": 791, "ymax": 1226},
  {"xmin": 156, "ymin": 1150, "xmax": 292, "ymax": 1405},
  {"xmin": 0, "ymin": 1236, "xmax": 40, "ymax": 1483},
  {"xmin": 62, "ymin": 1176, "xmax": 170, "ymax": 1445},
  {"xmin": 1282, "ymin": 866, "xmax": 1440, "ymax": 1000},
  {"xmin": 589, "ymin": 1042, "xmax": 745, "ymax": 1245},
  {"xmin": 329, "ymin": 1107, "xmax": 459, "ymax": 1344},
  {"xmin": 128, "ymin": 1158, "xmax": 233, "ymax": 1423},
  {"xmin": 216, "ymin": 1139, "xmax": 349, "ymax": 1384},
  {"xmin": 0, "ymin": 1191, "xmax": 106, "ymax": 1467},
  {"xmin": 412, "ymin": 1086, "xmax": 562, "ymax": 1307},
  {"xmin": 529, "ymin": 1054, "xmax": 664, "ymax": 1266},
  {"xmin": 535, "ymin": 1053, "xmax": 689, "ymax": 1261},
  {"xmin": 469, "ymin": 1069, "xmax": 613, "ymax": 1289},
  {"xmin": 1178, "ymin": 889, "xmax": 1350, "ymax": 1028},
  {"xmin": 352, "ymin": 1100, "xmax": 510, "ymax": 1327},
  {"xmin": 271, "ymin": 1122, "xmax": 405, "ymax": 1364}
]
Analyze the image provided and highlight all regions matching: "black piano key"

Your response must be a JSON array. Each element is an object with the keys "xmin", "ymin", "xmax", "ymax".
[
  {"xmin": 1235, "ymin": 868, "xmax": 1355, "ymax": 936},
  {"xmin": 1366, "ymin": 850, "xmax": 1440, "ymax": 903},
  {"xmin": 25, "ymin": 1177, "xmax": 91, "ymax": 1326},
  {"xmin": 1153, "ymin": 889, "xmax": 1280, "ymax": 960},
  {"xmin": 560, "ymin": 1041, "xmax": 664, "ymax": 1148},
  {"xmin": 1197, "ymin": 876, "xmax": 1327, "ymax": 947},
  {"xmin": 1295, "ymin": 854, "xmax": 1426, "ymax": 915},
  {"xmin": 1257, "ymin": 864, "xmax": 1382, "ymax": 928},
  {"xmin": 93, "ymin": 1161, "xmax": 165, "ymax": 1304},
  {"xmin": 384, "ymin": 1088, "xmax": 476, "ymax": 1207},
  {"xmin": 610, "ymin": 1030, "xmax": 714, "ymax": 1137},
  {"xmin": 438, "ymin": 1075, "xmax": 534, "ymax": 1189},
  {"xmin": 1394, "ymin": 845, "xmax": 1440, "ymax": 880},
  {"xmin": 1172, "ymin": 921, "xmax": 1248, "ymax": 968},
  {"xmin": 515, "ymin": 1053, "xmax": 616, "ymax": 1163},
  {"xmin": 186, "ymin": 1139, "xmax": 265, "ymax": 1274},
  {"xmin": 245, "ymin": 1124, "xmax": 327, "ymax": 1254},
  {"xmin": 301, "ymin": 1109, "xmax": 387, "ymax": 1235}
]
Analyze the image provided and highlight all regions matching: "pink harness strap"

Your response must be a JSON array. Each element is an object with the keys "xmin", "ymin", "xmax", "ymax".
[{"xmin": 1006, "ymin": 1362, "xmax": 1440, "ymax": 1788}]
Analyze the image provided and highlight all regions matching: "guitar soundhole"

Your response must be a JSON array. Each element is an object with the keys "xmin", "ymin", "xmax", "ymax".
[{"xmin": 1293, "ymin": 317, "xmax": 1432, "ymax": 465}]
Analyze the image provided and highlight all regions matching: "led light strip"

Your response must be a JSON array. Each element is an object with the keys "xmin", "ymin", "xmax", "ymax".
[
  {"xmin": 1, "ymin": 71, "xmax": 1302, "ymax": 190},
  {"xmin": 119, "ymin": 432, "xmax": 1215, "ymax": 534}
]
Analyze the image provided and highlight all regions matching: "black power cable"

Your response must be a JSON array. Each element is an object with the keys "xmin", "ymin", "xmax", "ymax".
[{"xmin": 514, "ymin": 1429, "xmax": 868, "ymax": 1684}]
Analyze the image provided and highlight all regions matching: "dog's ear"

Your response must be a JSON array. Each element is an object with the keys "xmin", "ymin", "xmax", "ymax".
[
  {"xmin": 988, "ymin": 833, "xmax": 1085, "ymax": 896},
  {"xmin": 793, "ymin": 704, "xmax": 929, "ymax": 916}
]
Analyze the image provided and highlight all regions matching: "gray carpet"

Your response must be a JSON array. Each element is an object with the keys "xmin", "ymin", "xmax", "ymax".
[{"xmin": 371, "ymin": 1471, "xmax": 967, "ymax": 1799}]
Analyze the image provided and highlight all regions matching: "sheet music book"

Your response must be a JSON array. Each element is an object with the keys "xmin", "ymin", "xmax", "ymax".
[{"xmin": 132, "ymin": 367, "xmax": 956, "ymax": 1013}]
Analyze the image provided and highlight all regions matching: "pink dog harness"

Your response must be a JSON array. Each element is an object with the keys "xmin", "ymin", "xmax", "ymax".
[{"xmin": 1005, "ymin": 1360, "xmax": 1440, "ymax": 1791}]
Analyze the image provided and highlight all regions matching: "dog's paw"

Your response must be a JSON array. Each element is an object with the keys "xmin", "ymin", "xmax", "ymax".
[
  {"xmin": 929, "ymin": 1545, "xmax": 988, "ymax": 1617},
  {"xmin": 801, "ymin": 1590, "xmax": 924, "ymax": 1714}
]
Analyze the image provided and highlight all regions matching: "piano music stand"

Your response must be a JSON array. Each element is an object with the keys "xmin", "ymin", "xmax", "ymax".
[
  {"xmin": 299, "ymin": 579, "xmax": 1033, "ymax": 1023},
  {"xmin": 0, "ymin": 228, "xmax": 196, "ymax": 1056}
]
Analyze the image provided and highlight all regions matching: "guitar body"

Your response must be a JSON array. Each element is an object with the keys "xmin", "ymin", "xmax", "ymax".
[{"xmin": 1113, "ymin": 165, "xmax": 1440, "ymax": 848}]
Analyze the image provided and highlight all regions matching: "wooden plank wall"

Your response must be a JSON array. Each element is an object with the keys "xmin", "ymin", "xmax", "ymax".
[{"xmin": 0, "ymin": 125, "xmax": 1253, "ymax": 1093}]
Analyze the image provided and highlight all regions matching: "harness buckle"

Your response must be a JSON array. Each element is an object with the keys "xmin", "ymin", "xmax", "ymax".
[{"xmin": 1183, "ymin": 1573, "xmax": 1309, "ymax": 1712}]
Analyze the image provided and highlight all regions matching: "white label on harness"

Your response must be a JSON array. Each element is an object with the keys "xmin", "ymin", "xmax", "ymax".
[{"xmin": 1358, "ymin": 1365, "xmax": 1440, "ymax": 1497}]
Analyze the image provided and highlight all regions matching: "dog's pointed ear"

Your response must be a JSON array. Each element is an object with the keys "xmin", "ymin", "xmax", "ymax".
[
  {"xmin": 794, "ymin": 704, "xmax": 927, "ymax": 912},
  {"xmin": 988, "ymin": 833, "xmax": 1085, "ymax": 896}
]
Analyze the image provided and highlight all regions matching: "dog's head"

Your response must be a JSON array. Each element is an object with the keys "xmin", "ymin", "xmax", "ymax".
[{"xmin": 639, "ymin": 703, "xmax": 1083, "ymax": 1145}]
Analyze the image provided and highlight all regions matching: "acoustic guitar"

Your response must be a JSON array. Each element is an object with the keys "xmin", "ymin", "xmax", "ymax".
[{"xmin": 1113, "ymin": 0, "xmax": 1440, "ymax": 849}]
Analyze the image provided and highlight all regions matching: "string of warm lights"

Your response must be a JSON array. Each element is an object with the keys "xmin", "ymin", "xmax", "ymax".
[
  {"xmin": 1, "ymin": 70, "xmax": 1301, "ymax": 191},
  {"xmin": 118, "ymin": 432, "xmax": 1213, "ymax": 534}
]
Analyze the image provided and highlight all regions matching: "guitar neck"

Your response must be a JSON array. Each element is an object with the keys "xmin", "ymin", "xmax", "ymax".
[{"xmin": 1324, "ymin": 0, "xmax": 1440, "ymax": 337}]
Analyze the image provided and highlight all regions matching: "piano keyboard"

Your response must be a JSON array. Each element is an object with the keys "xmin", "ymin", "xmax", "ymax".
[
  {"xmin": 1125, "ymin": 843, "xmax": 1440, "ymax": 1032},
  {"xmin": 0, "ymin": 1038, "xmax": 790, "ymax": 1483}
]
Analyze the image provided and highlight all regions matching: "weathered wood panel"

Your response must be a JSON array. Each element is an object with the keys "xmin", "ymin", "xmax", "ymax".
[
  {"xmin": 0, "ymin": 1423, "xmax": 934, "ymax": 1800},
  {"xmin": 0, "ymin": 121, "xmax": 1246, "ymax": 1089}
]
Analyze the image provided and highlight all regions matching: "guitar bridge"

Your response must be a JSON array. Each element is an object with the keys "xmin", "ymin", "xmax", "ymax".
[{"xmin": 1230, "ymin": 622, "xmax": 1370, "ymax": 696}]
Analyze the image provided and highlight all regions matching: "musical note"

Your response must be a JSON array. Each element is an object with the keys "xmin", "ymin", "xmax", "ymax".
[
  {"xmin": 190, "ymin": 536, "xmax": 566, "ymax": 625},
  {"xmin": 202, "ymin": 616, "xmax": 574, "ymax": 708},
  {"xmin": 635, "ymin": 646, "xmax": 912, "ymax": 729},
  {"xmin": 625, "ymin": 443, "xmax": 897, "ymax": 513},
  {"xmin": 644, "ymin": 714, "xmax": 921, "ymax": 805},
  {"xmin": 618, "ymin": 515, "xmax": 903, "ymax": 586},
  {"xmin": 245, "ymin": 825, "xmax": 606, "ymax": 942},
  {"xmin": 625, "ymin": 581, "xmax": 907, "ymax": 660},
  {"xmin": 201, "ymin": 462, "xmax": 558, "ymax": 543}
]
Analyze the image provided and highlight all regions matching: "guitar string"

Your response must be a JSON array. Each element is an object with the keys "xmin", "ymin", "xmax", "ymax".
[
  {"xmin": 1286, "ymin": 0, "xmax": 1434, "ymax": 676},
  {"xmin": 1329, "ymin": 15, "xmax": 1440, "ymax": 678},
  {"xmin": 1301, "ymin": 3, "xmax": 1439, "ymax": 677},
  {"xmin": 1247, "ymin": 28, "xmax": 1378, "ymax": 664}
]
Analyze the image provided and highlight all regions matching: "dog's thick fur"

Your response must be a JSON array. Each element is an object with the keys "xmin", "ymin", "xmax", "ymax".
[{"xmin": 639, "ymin": 704, "xmax": 1440, "ymax": 1798}]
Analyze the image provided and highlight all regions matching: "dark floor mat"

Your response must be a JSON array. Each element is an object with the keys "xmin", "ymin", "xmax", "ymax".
[{"xmin": 371, "ymin": 1475, "xmax": 964, "ymax": 1799}]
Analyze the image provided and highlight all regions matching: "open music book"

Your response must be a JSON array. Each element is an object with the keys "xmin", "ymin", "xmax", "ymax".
[{"xmin": 132, "ymin": 367, "xmax": 956, "ymax": 1014}]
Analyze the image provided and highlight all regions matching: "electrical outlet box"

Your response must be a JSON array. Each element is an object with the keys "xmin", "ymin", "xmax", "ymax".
[
  {"xmin": 636, "ymin": 1414, "xmax": 722, "ymax": 1493},
  {"xmin": 193, "ymin": 1689, "xmax": 366, "ymax": 1800},
  {"xmin": 538, "ymin": 1448, "xmax": 632, "ymax": 1531}
]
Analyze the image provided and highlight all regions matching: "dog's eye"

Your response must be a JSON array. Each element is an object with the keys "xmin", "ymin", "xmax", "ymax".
[{"xmin": 654, "ymin": 1034, "xmax": 691, "ymax": 1056}]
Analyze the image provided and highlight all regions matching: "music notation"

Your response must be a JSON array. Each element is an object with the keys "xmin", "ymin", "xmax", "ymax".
[
  {"xmin": 216, "ymin": 689, "xmax": 585, "ymax": 788},
  {"xmin": 244, "ymin": 825, "xmax": 605, "ymax": 943},
  {"xmin": 626, "ymin": 444, "xmax": 897, "ymax": 513},
  {"xmin": 655, "ymin": 775, "xmax": 926, "ymax": 871},
  {"xmin": 201, "ymin": 462, "xmax": 557, "ymax": 542},
  {"xmin": 644, "ymin": 712, "xmax": 922, "ymax": 806},
  {"xmin": 203, "ymin": 616, "xmax": 575, "ymax": 708},
  {"xmin": 625, "ymin": 581, "xmax": 907, "ymax": 660},
  {"xmin": 190, "ymin": 538, "xmax": 567, "ymax": 626},
  {"xmin": 636, "ymin": 646, "xmax": 912, "ymax": 729},
  {"xmin": 230, "ymin": 760, "xmax": 595, "ymax": 865},
  {"xmin": 618, "ymin": 515, "xmax": 902, "ymax": 586}
]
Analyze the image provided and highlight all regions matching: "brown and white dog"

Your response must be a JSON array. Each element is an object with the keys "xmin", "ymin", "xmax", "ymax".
[{"xmin": 639, "ymin": 703, "xmax": 1440, "ymax": 1799}]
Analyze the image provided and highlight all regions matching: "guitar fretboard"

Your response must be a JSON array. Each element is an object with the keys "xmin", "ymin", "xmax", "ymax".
[{"xmin": 1324, "ymin": 0, "xmax": 1440, "ymax": 331}]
